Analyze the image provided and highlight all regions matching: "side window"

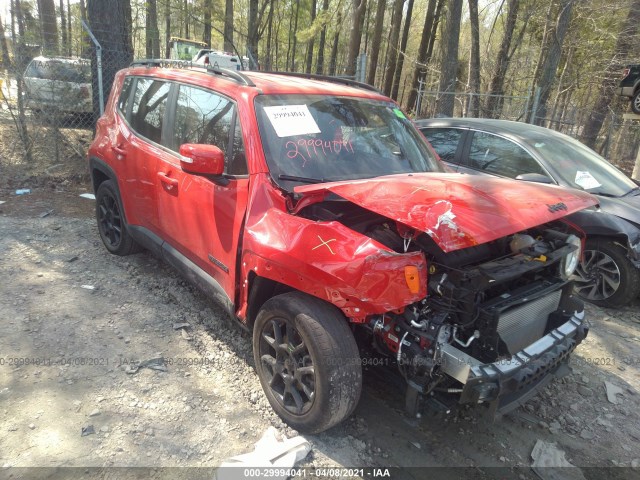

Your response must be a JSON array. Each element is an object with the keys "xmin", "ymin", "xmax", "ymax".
[
  {"xmin": 421, "ymin": 128, "xmax": 464, "ymax": 163},
  {"xmin": 117, "ymin": 77, "xmax": 133, "ymax": 116},
  {"xmin": 228, "ymin": 116, "xmax": 247, "ymax": 175},
  {"xmin": 173, "ymin": 85, "xmax": 234, "ymax": 155},
  {"xmin": 467, "ymin": 132, "xmax": 545, "ymax": 178},
  {"xmin": 130, "ymin": 78, "xmax": 170, "ymax": 145}
]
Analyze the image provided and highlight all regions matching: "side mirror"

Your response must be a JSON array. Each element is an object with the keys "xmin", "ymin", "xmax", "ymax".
[
  {"xmin": 179, "ymin": 144, "xmax": 224, "ymax": 175},
  {"xmin": 515, "ymin": 172, "xmax": 553, "ymax": 184}
]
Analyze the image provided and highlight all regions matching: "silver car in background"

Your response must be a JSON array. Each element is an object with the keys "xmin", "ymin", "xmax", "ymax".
[{"xmin": 23, "ymin": 56, "xmax": 92, "ymax": 115}]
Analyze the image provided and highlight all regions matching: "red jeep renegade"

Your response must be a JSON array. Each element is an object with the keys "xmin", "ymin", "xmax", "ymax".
[{"xmin": 88, "ymin": 61, "xmax": 597, "ymax": 433}]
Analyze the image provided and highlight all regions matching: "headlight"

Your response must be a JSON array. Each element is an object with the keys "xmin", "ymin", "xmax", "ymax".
[{"xmin": 560, "ymin": 234, "xmax": 581, "ymax": 279}]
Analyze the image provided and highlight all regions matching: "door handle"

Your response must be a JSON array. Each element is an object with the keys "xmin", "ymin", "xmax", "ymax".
[
  {"xmin": 111, "ymin": 144, "xmax": 127, "ymax": 158},
  {"xmin": 157, "ymin": 171, "xmax": 178, "ymax": 189}
]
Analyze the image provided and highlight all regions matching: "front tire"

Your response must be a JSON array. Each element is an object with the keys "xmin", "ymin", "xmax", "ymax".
[
  {"xmin": 573, "ymin": 239, "xmax": 640, "ymax": 307},
  {"xmin": 95, "ymin": 180, "xmax": 140, "ymax": 256},
  {"xmin": 253, "ymin": 292, "xmax": 362, "ymax": 433},
  {"xmin": 632, "ymin": 90, "xmax": 640, "ymax": 115}
]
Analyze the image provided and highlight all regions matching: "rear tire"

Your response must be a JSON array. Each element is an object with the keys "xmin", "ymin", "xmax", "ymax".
[
  {"xmin": 573, "ymin": 239, "xmax": 640, "ymax": 307},
  {"xmin": 95, "ymin": 180, "xmax": 140, "ymax": 256},
  {"xmin": 253, "ymin": 292, "xmax": 362, "ymax": 433}
]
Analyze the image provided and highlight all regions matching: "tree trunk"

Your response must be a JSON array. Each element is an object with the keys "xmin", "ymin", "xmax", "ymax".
[
  {"xmin": 390, "ymin": 0, "xmax": 414, "ymax": 100},
  {"xmin": 87, "ymin": 0, "xmax": 133, "ymax": 124},
  {"xmin": 531, "ymin": 2, "xmax": 555, "ymax": 90},
  {"xmin": 248, "ymin": 0, "xmax": 259, "ymax": 69},
  {"xmin": 484, "ymin": 0, "xmax": 519, "ymax": 118},
  {"xmin": 59, "ymin": 0, "xmax": 67, "ymax": 56},
  {"xmin": 79, "ymin": 0, "xmax": 91, "ymax": 56},
  {"xmin": 581, "ymin": 0, "xmax": 640, "ymax": 148},
  {"xmin": 38, "ymin": 0, "xmax": 59, "ymax": 55},
  {"xmin": 315, "ymin": 0, "xmax": 330, "ymax": 74},
  {"xmin": 405, "ymin": 0, "xmax": 440, "ymax": 113},
  {"xmin": 224, "ymin": 0, "xmax": 234, "ymax": 52},
  {"xmin": 146, "ymin": 0, "xmax": 160, "ymax": 57},
  {"xmin": 290, "ymin": 0, "xmax": 300, "ymax": 71},
  {"xmin": 366, "ymin": 0, "xmax": 386, "ymax": 85},
  {"xmin": 345, "ymin": 0, "xmax": 367, "ymax": 76},
  {"xmin": 165, "ymin": 0, "xmax": 171, "ymax": 58},
  {"xmin": 328, "ymin": 11, "xmax": 341, "ymax": 75},
  {"xmin": 66, "ymin": 0, "xmax": 72, "ymax": 56},
  {"xmin": 533, "ymin": 0, "xmax": 573, "ymax": 125},
  {"xmin": 467, "ymin": 0, "xmax": 480, "ymax": 117},
  {"xmin": 382, "ymin": 0, "xmax": 403, "ymax": 96},
  {"xmin": 183, "ymin": 0, "xmax": 189, "ymax": 39},
  {"xmin": 435, "ymin": 0, "xmax": 463, "ymax": 117},
  {"xmin": 0, "ymin": 13, "xmax": 10, "ymax": 68},
  {"xmin": 305, "ymin": 0, "xmax": 317, "ymax": 74},
  {"xmin": 203, "ymin": 0, "xmax": 212, "ymax": 47},
  {"xmin": 12, "ymin": 0, "xmax": 31, "ymax": 162},
  {"xmin": 264, "ymin": 0, "xmax": 274, "ymax": 70}
]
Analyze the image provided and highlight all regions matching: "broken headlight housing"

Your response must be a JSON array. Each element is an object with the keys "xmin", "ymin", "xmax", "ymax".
[{"xmin": 560, "ymin": 234, "xmax": 581, "ymax": 279}]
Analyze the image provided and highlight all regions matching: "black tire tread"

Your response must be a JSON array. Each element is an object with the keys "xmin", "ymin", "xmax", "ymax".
[
  {"xmin": 95, "ymin": 180, "xmax": 140, "ymax": 256},
  {"xmin": 253, "ymin": 292, "xmax": 362, "ymax": 433}
]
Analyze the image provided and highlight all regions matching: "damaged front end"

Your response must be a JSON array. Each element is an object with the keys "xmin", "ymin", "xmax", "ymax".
[
  {"xmin": 293, "ymin": 175, "xmax": 596, "ymax": 417},
  {"xmin": 364, "ymin": 223, "xmax": 589, "ymax": 417}
]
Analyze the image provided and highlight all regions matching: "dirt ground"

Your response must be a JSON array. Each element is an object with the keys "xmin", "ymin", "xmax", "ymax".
[{"xmin": 1, "ymin": 119, "xmax": 640, "ymax": 480}]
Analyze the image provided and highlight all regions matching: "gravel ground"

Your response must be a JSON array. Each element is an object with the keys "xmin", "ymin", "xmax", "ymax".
[{"xmin": 1, "ymin": 179, "xmax": 639, "ymax": 479}]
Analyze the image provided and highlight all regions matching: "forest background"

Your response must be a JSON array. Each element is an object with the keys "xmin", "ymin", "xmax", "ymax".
[{"xmin": 2, "ymin": 0, "xmax": 640, "ymax": 173}]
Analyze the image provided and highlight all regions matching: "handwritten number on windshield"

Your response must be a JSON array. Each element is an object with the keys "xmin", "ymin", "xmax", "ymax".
[{"xmin": 286, "ymin": 138, "xmax": 354, "ymax": 168}]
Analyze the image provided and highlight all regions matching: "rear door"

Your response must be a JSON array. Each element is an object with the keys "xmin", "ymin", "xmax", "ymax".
[
  {"xmin": 419, "ymin": 127, "xmax": 467, "ymax": 171},
  {"xmin": 156, "ymin": 83, "xmax": 249, "ymax": 302},
  {"xmin": 115, "ymin": 77, "xmax": 173, "ymax": 233},
  {"xmin": 458, "ymin": 130, "xmax": 550, "ymax": 179}
]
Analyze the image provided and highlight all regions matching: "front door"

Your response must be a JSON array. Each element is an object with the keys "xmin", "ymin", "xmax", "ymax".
[{"xmin": 156, "ymin": 83, "xmax": 249, "ymax": 302}]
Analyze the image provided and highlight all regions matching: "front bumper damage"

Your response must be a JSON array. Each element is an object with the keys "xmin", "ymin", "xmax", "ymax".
[{"xmin": 439, "ymin": 311, "xmax": 589, "ymax": 415}]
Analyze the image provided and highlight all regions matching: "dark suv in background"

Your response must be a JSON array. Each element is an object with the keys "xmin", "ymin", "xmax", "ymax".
[{"xmin": 619, "ymin": 64, "xmax": 640, "ymax": 114}]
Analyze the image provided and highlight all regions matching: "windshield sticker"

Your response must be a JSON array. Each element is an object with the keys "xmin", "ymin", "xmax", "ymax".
[
  {"xmin": 575, "ymin": 170, "xmax": 602, "ymax": 190},
  {"xmin": 393, "ymin": 108, "xmax": 406, "ymax": 119},
  {"xmin": 286, "ymin": 137, "xmax": 355, "ymax": 167},
  {"xmin": 534, "ymin": 143, "xmax": 545, "ymax": 148},
  {"xmin": 264, "ymin": 105, "xmax": 321, "ymax": 137}
]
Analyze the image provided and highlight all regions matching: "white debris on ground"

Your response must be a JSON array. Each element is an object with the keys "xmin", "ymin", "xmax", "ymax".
[
  {"xmin": 216, "ymin": 427, "xmax": 310, "ymax": 480},
  {"xmin": 531, "ymin": 440, "xmax": 585, "ymax": 480}
]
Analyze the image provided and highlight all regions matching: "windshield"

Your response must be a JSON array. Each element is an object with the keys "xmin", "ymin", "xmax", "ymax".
[
  {"xmin": 255, "ymin": 94, "xmax": 442, "ymax": 190},
  {"xmin": 526, "ymin": 131, "xmax": 637, "ymax": 197}
]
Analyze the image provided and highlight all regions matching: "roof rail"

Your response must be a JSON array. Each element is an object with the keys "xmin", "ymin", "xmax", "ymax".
[
  {"xmin": 262, "ymin": 71, "xmax": 381, "ymax": 93},
  {"xmin": 129, "ymin": 59, "xmax": 255, "ymax": 87}
]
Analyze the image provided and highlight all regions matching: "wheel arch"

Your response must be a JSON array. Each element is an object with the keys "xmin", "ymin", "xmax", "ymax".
[
  {"xmin": 88, "ymin": 157, "xmax": 130, "ymax": 225},
  {"xmin": 245, "ymin": 273, "xmax": 294, "ymax": 330},
  {"xmin": 88, "ymin": 157, "xmax": 117, "ymax": 192}
]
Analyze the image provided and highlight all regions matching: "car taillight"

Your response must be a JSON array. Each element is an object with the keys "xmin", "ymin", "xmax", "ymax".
[
  {"xmin": 622, "ymin": 68, "xmax": 630, "ymax": 79},
  {"xmin": 204, "ymin": 56, "xmax": 210, "ymax": 65}
]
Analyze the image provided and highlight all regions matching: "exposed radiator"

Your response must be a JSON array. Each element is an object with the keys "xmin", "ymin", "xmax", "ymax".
[{"xmin": 497, "ymin": 290, "xmax": 562, "ymax": 354}]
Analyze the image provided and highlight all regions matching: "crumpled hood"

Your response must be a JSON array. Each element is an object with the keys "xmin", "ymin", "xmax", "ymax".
[{"xmin": 295, "ymin": 173, "xmax": 598, "ymax": 252}]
